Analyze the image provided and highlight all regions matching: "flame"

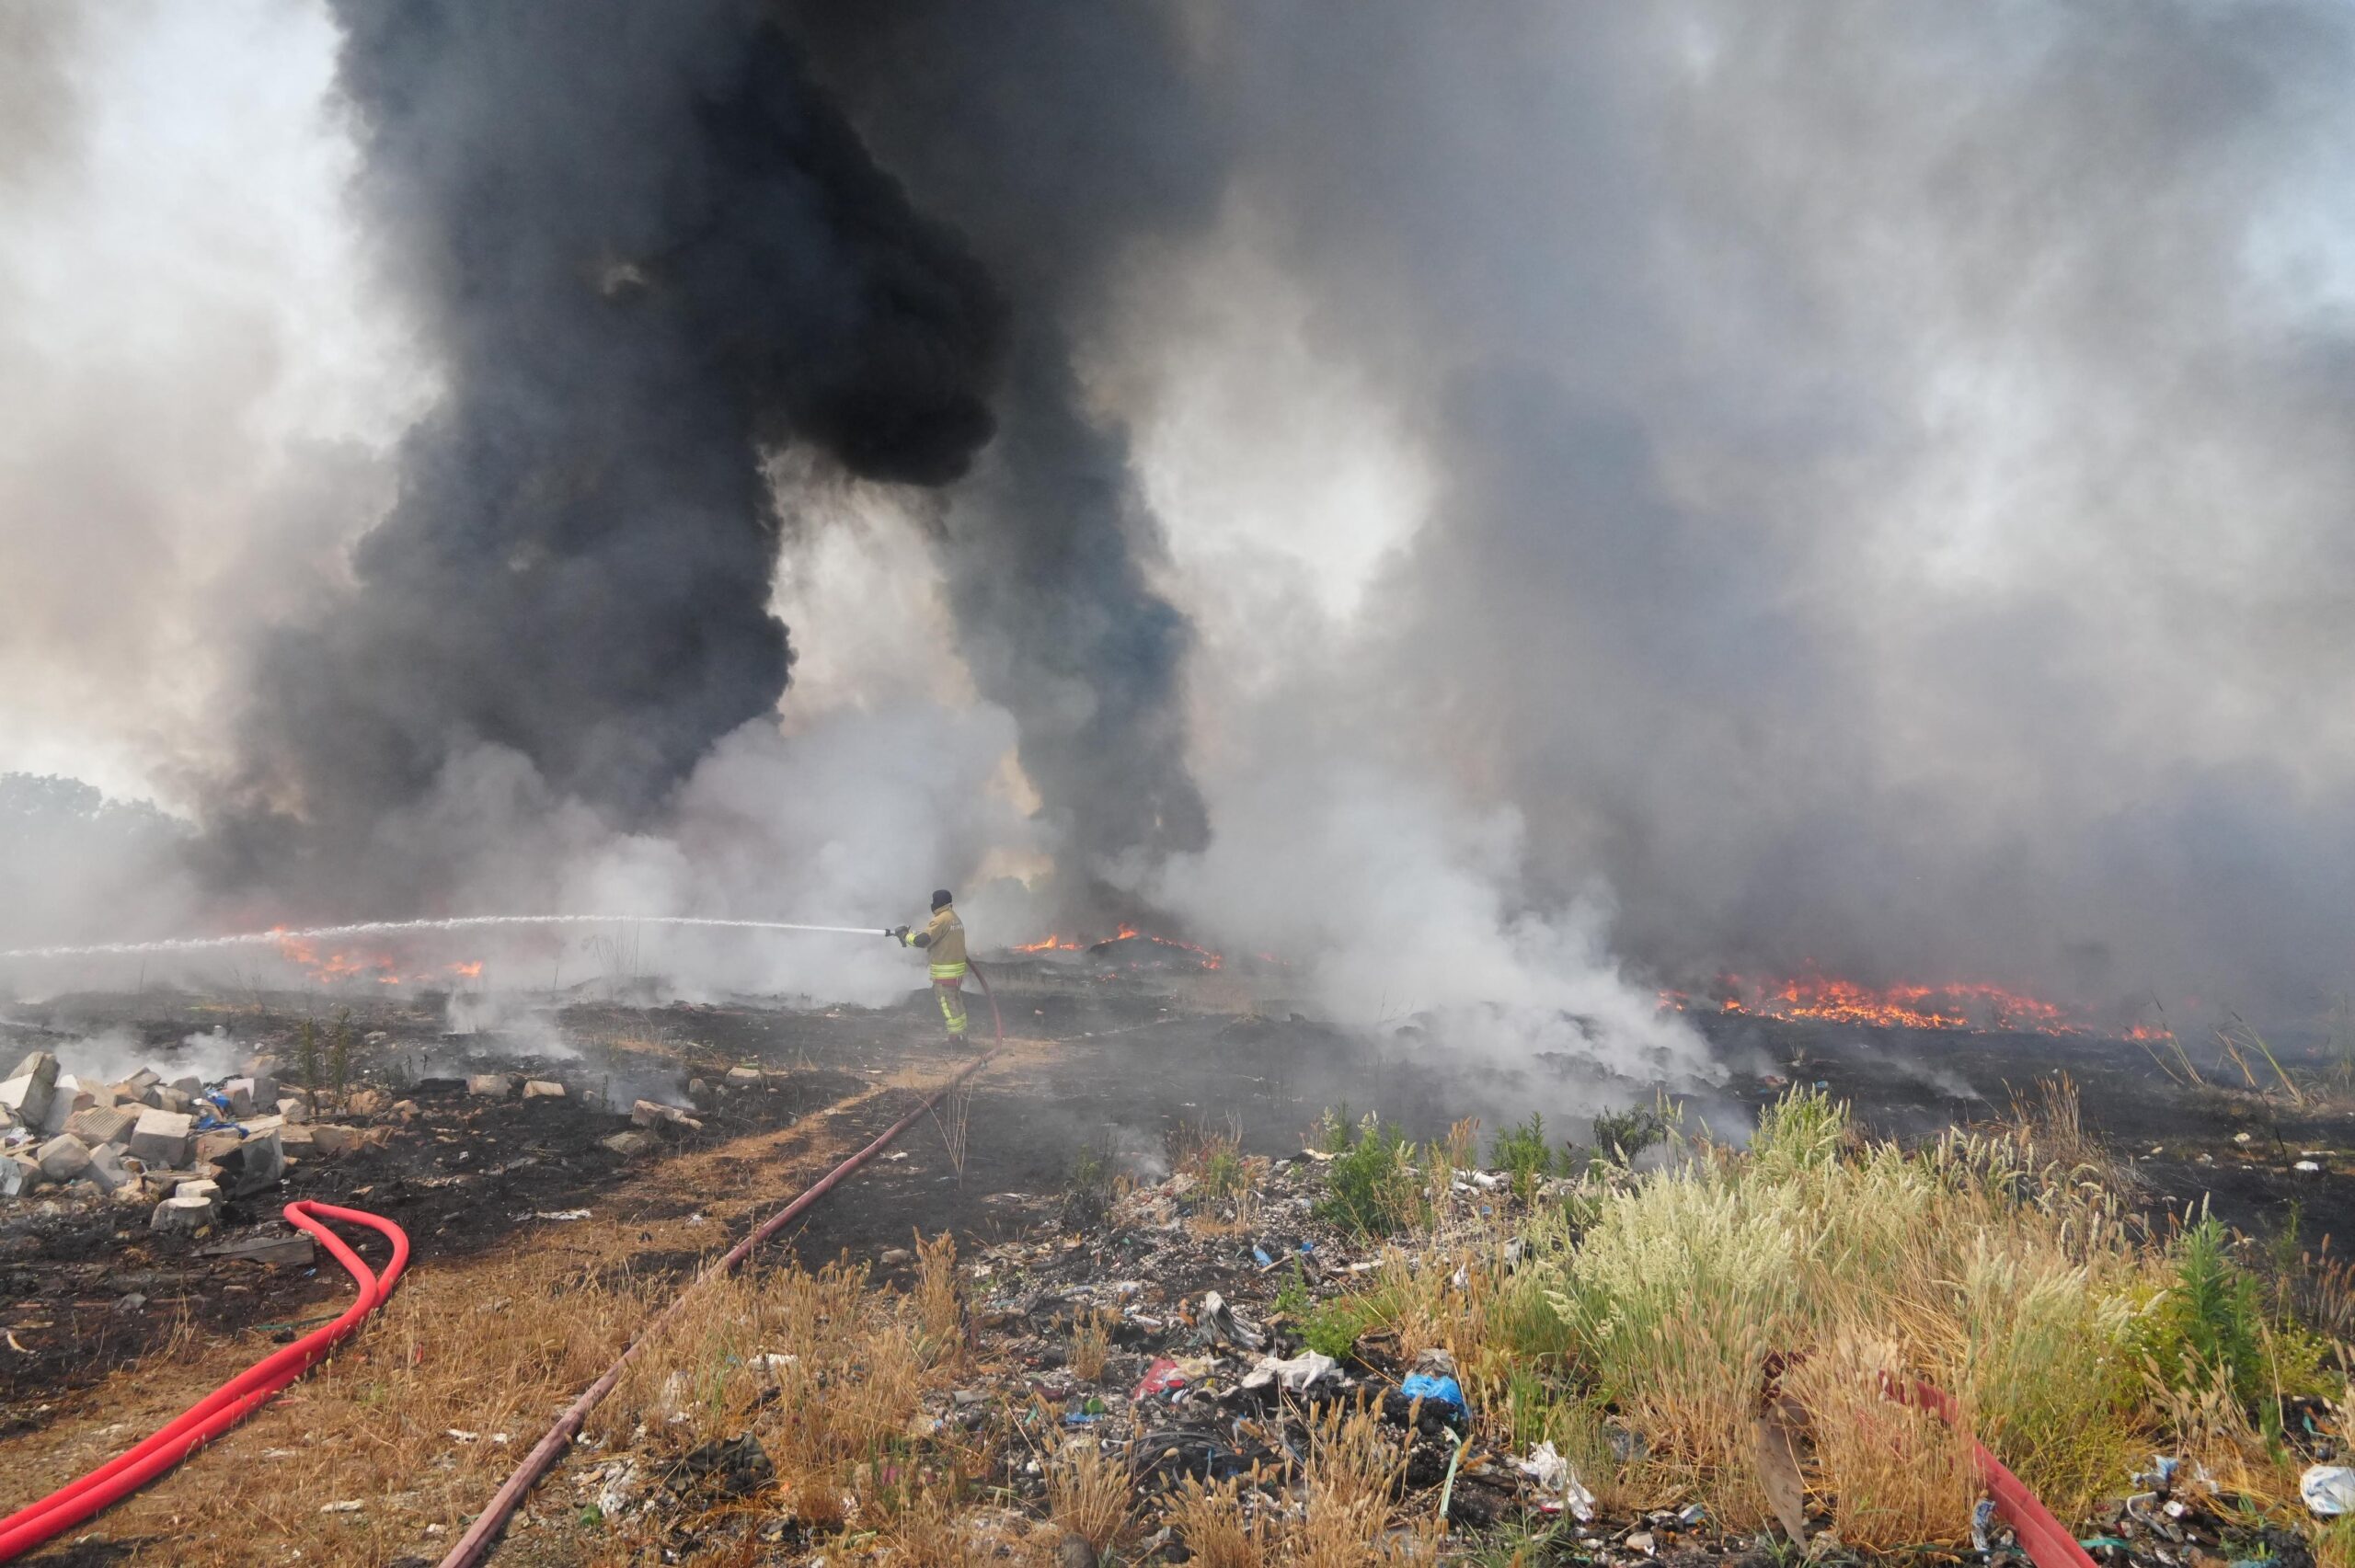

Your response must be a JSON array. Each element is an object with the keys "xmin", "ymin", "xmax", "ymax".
[
  {"xmin": 270, "ymin": 927, "xmax": 486, "ymax": 987},
  {"xmin": 1659, "ymin": 970, "xmax": 2101, "ymax": 1036},
  {"xmin": 1015, "ymin": 924, "xmax": 1224, "ymax": 971}
]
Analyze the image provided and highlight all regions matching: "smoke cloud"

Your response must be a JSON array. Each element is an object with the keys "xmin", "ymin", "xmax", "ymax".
[{"xmin": 7, "ymin": 0, "xmax": 2355, "ymax": 1054}]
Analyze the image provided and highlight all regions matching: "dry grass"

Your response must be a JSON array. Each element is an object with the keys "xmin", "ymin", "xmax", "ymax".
[
  {"xmin": 1068, "ymin": 1309, "xmax": 1112, "ymax": 1382},
  {"xmin": 0, "ymin": 1067, "xmax": 965, "ymax": 1563},
  {"xmin": 1297, "ymin": 1400, "xmax": 1430, "ymax": 1567},
  {"xmin": 913, "ymin": 1228, "xmax": 961, "ymax": 1353},
  {"xmin": 1046, "ymin": 1439, "xmax": 1131, "ymax": 1557},
  {"xmin": 1155, "ymin": 1402, "xmax": 1432, "ymax": 1568},
  {"xmin": 1164, "ymin": 1471, "xmax": 1276, "ymax": 1568},
  {"xmin": 0, "ymin": 1240, "xmax": 654, "ymax": 1564},
  {"xmin": 1786, "ymin": 1331, "xmax": 1977, "ymax": 1550}
]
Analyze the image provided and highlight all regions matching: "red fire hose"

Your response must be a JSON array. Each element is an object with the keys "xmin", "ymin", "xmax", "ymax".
[
  {"xmin": 0, "ymin": 1198, "xmax": 411, "ymax": 1562},
  {"xmin": 436, "ymin": 962, "xmax": 1006, "ymax": 1567},
  {"xmin": 1889, "ymin": 1376, "xmax": 2097, "ymax": 1568}
]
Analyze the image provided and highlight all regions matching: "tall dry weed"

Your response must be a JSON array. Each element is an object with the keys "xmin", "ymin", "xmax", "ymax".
[
  {"xmin": 1068, "ymin": 1309, "xmax": 1112, "ymax": 1382},
  {"xmin": 1047, "ymin": 1440, "xmax": 1132, "ymax": 1557},
  {"xmin": 1164, "ymin": 1471, "xmax": 1275, "ymax": 1568},
  {"xmin": 1787, "ymin": 1331, "xmax": 1977, "ymax": 1548},
  {"xmin": 1297, "ymin": 1400, "xmax": 1428, "ymax": 1567},
  {"xmin": 913, "ymin": 1228, "xmax": 961, "ymax": 1352}
]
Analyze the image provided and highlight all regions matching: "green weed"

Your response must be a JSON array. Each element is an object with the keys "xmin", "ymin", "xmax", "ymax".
[
  {"xmin": 1317, "ymin": 1115, "xmax": 1427, "ymax": 1236},
  {"xmin": 1491, "ymin": 1114, "xmax": 1559, "ymax": 1202}
]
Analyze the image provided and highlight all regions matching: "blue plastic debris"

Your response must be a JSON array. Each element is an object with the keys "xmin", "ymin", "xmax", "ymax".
[
  {"xmin": 1971, "ymin": 1498, "xmax": 1997, "ymax": 1551},
  {"xmin": 1297, "ymin": 1241, "xmax": 1315, "ymax": 1253},
  {"xmin": 1399, "ymin": 1373, "xmax": 1466, "ymax": 1418},
  {"xmin": 1252, "ymin": 1246, "xmax": 1274, "ymax": 1268}
]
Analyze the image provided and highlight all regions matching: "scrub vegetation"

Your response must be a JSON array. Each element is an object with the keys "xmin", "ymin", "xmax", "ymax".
[{"xmin": 1260, "ymin": 1082, "xmax": 2349, "ymax": 1556}]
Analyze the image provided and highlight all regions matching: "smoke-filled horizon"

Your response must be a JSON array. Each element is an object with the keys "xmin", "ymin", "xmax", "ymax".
[{"xmin": 3, "ymin": 0, "xmax": 2353, "ymax": 1046}]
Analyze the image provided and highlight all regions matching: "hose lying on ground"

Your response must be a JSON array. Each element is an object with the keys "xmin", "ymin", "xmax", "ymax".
[
  {"xmin": 437, "ymin": 962, "xmax": 1006, "ymax": 1568},
  {"xmin": 1888, "ymin": 1376, "xmax": 2097, "ymax": 1568},
  {"xmin": 0, "ymin": 1200, "xmax": 412, "ymax": 1562}
]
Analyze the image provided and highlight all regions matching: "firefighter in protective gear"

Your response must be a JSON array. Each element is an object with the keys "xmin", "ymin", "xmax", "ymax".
[{"xmin": 888, "ymin": 888, "xmax": 968, "ymax": 1043}]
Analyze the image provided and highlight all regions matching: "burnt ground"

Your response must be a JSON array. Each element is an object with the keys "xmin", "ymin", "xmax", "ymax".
[
  {"xmin": 3, "ymin": 969, "xmax": 2345, "ymax": 1423},
  {"xmin": 0, "ymin": 958, "xmax": 2343, "ymax": 1562}
]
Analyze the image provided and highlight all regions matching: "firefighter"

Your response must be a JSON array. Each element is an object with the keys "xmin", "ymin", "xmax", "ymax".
[{"xmin": 888, "ymin": 888, "xmax": 969, "ymax": 1044}]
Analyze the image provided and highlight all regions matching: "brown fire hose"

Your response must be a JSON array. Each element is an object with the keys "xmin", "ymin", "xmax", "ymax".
[{"xmin": 436, "ymin": 962, "xmax": 1005, "ymax": 1567}]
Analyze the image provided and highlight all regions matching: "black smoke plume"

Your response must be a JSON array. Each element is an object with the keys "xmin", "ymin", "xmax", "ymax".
[
  {"xmin": 788, "ymin": 0, "xmax": 1225, "ymax": 902},
  {"xmin": 213, "ymin": 0, "xmax": 1005, "ymax": 898}
]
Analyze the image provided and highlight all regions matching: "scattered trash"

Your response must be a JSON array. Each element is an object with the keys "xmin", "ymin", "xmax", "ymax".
[
  {"xmin": 2303, "ymin": 1464, "xmax": 2355, "ymax": 1516},
  {"xmin": 1132, "ymin": 1358, "xmax": 1187, "ymax": 1400},
  {"xmin": 1397, "ymin": 1372, "xmax": 1466, "ymax": 1421},
  {"xmin": 1240, "ymin": 1350, "xmax": 1339, "ymax": 1394},
  {"xmin": 1515, "ymin": 1440, "xmax": 1597, "ymax": 1521},
  {"xmin": 670, "ymin": 1433, "xmax": 775, "ymax": 1499},
  {"xmin": 320, "ymin": 1500, "xmax": 364, "ymax": 1515},
  {"xmin": 1197, "ymin": 1290, "xmax": 1265, "ymax": 1351},
  {"xmin": 532, "ymin": 1208, "xmax": 592, "ymax": 1222}
]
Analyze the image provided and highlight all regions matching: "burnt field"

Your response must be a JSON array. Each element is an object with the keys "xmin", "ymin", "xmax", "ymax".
[{"xmin": 0, "ymin": 960, "xmax": 2338, "ymax": 1564}]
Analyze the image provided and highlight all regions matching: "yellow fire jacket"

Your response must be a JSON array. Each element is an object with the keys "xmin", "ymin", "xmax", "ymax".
[{"xmin": 902, "ymin": 904, "xmax": 967, "ymax": 974}]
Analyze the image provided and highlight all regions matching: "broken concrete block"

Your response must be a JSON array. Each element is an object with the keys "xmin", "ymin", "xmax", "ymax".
[
  {"xmin": 725, "ymin": 1066, "xmax": 763, "ymax": 1086},
  {"xmin": 346, "ymin": 1088, "xmax": 387, "ymax": 1116},
  {"xmin": 630, "ymin": 1100, "xmax": 703, "ymax": 1132},
  {"xmin": 86, "ymin": 1144, "xmax": 134, "ymax": 1194},
  {"xmin": 169, "ymin": 1076, "xmax": 202, "ymax": 1099},
  {"xmin": 602, "ymin": 1130, "xmax": 656, "ymax": 1158},
  {"xmin": 34, "ymin": 1135, "xmax": 90, "ymax": 1184},
  {"xmin": 523, "ymin": 1081, "xmax": 565, "ymax": 1100},
  {"xmin": 128, "ymin": 1108, "xmax": 194, "ymax": 1168},
  {"xmin": 224, "ymin": 1076, "xmax": 277, "ymax": 1116},
  {"xmin": 310, "ymin": 1124, "xmax": 358, "ymax": 1156},
  {"xmin": 174, "ymin": 1178, "xmax": 222, "ymax": 1214},
  {"xmin": 241, "ymin": 1115, "xmax": 285, "ymax": 1137},
  {"xmin": 467, "ymin": 1074, "xmax": 516, "ymax": 1100},
  {"xmin": 64, "ymin": 1105, "xmax": 138, "ymax": 1149},
  {"xmin": 277, "ymin": 1096, "xmax": 312, "ymax": 1126},
  {"xmin": 38, "ymin": 1082, "xmax": 88, "ymax": 1137},
  {"xmin": 0, "ymin": 1074, "xmax": 54, "ymax": 1130},
  {"xmin": 7, "ymin": 1052, "xmax": 58, "ymax": 1091},
  {"xmin": 125, "ymin": 1068, "xmax": 159, "ymax": 1093},
  {"xmin": 220, "ymin": 1129, "xmax": 284, "ymax": 1196},
  {"xmin": 195, "ymin": 1129, "xmax": 245, "ymax": 1165},
  {"xmin": 390, "ymin": 1099, "xmax": 419, "ymax": 1120},
  {"xmin": 150, "ymin": 1195, "xmax": 214, "ymax": 1233},
  {"xmin": 152, "ymin": 1087, "xmax": 193, "ymax": 1116},
  {"xmin": 278, "ymin": 1125, "xmax": 316, "ymax": 1152},
  {"xmin": 0, "ymin": 1157, "xmax": 40, "ymax": 1197}
]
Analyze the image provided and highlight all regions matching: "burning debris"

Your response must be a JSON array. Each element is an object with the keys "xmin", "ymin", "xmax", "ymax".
[{"xmin": 1660, "ymin": 971, "xmax": 2141, "ymax": 1036}]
